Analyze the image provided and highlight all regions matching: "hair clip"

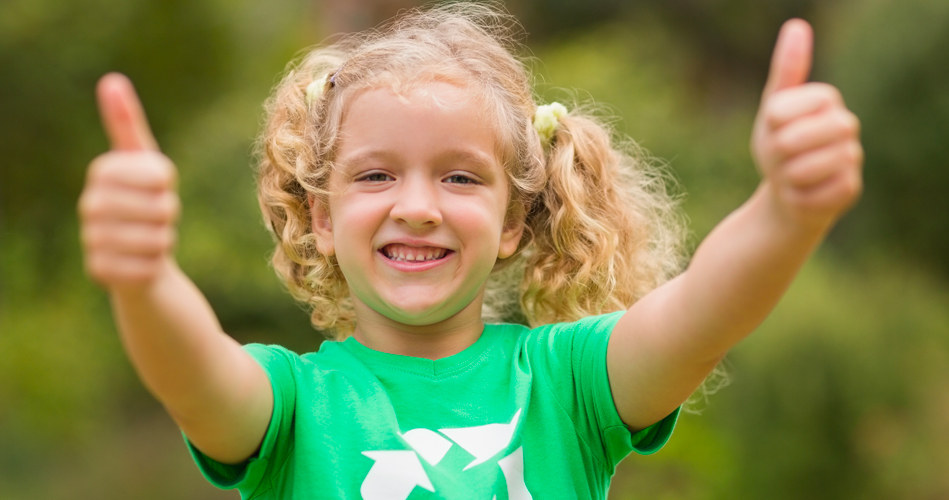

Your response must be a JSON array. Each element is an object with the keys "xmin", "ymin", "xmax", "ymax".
[
  {"xmin": 329, "ymin": 65, "xmax": 344, "ymax": 86},
  {"xmin": 305, "ymin": 75, "xmax": 329, "ymax": 106},
  {"xmin": 533, "ymin": 102, "xmax": 568, "ymax": 143}
]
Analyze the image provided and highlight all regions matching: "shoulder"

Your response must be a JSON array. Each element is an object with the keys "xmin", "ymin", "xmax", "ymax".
[
  {"xmin": 487, "ymin": 311, "xmax": 625, "ymax": 339},
  {"xmin": 521, "ymin": 311, "xmax": 627, "ymax": 346},
  {"xmin": 241, "ymin": 341, "xmax": 367, "ymax": 383},
  {"xmin": 535, "ymin": 311, "xmax": 626, "ymax": 334},
  {"xmin": 485, "ymin": 311, "xmax": 626, "ymax": 367}
]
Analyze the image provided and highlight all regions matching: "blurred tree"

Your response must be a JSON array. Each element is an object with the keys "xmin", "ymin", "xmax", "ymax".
[
  {"xmin": 0, "ymin": 0, "xmax": 236, "ymax": 285},
  {"xmin": 524, "ymin": 0, "xmax": 949, "ymax": 277},
  {"xmin": 318, "ymin": 0, "xmax": 420, "ymax": 34},
  {"xmin": 824, "ymin": 0, "xmax": 949, "ymax": 277},
  {"xmin": 513, "ymin": 0, "xmax": 823, "ymax": 91}
]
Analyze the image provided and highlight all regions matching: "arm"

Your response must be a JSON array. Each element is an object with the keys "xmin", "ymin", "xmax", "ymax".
[
  {"xmin": 80, "ymin": 74, "xmax": 273, "ymax": 464},
  {"xmin": 608, "ymin": 19, "xmax": 864, "ymax": 430}
]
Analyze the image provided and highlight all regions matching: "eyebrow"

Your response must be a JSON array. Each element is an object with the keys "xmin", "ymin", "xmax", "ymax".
[
  {"xmin": 434, "ymin": 149, "xmax": 499, "ymax": 173},
  {"xmin": 334, "ymin": 150, "xmax": 398, "ymax": 172}
]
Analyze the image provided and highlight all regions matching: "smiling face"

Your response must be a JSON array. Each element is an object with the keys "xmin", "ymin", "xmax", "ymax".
[{"xmin": 310, "ymin": 82, "xmax": 523, "ymax": 333}]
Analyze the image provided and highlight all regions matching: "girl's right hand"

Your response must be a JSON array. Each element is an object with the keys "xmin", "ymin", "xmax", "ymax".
[
  {"xmin": 79, "ymin": 73, "xmax": 180, "ymax": 291},
  {"xmin": 749, "ymin": 20, "xmax": 863, "ymax": 231}
]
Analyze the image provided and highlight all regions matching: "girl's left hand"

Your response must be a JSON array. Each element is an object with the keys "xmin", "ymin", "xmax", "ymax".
[{"xmin": 751, "ymin": 19, "xmax": 864, "ymax": 230}]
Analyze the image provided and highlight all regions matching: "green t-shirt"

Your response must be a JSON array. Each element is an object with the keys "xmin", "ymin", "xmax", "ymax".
[{"xmin": 187, "ymin": 311, "xmax": 679, "ymax": 499}]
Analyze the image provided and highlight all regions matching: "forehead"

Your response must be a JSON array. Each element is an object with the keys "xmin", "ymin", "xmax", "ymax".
[
  {"xmin": 334, "ymin": 81, "xmax": 502, "ymax": 170},
  {"xmin": 347, "ymin": 81, "xmax": 482, "ymax": 124}
]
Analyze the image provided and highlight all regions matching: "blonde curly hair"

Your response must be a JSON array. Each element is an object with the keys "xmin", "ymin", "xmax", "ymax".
[{"xmin": 255, "ymin": 2, "xmax": 688, "ymax": 340}]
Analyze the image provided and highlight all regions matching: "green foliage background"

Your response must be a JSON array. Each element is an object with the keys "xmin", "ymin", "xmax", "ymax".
[{"xmin": 1, "ymin": 0, "xmax": 947, "ymax": 498}]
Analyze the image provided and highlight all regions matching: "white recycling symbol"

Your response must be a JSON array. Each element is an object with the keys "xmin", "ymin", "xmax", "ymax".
[{"xmin": 360, "ymin": 409, "xmax": 533, "ymax": 499}]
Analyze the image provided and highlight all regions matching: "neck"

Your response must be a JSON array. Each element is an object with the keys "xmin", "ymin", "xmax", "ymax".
[{"xmin": 349, "ymin": 294, "xmax": 486, "ymax": 360}]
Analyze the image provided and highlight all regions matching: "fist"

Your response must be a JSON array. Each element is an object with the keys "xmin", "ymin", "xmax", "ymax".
[
  {"xmin": 79, "ymin": 73, "xmax": 180, "ymax": 289},
  {"xmin": 751, "ymin": 19, "xmax": 864, "ymax": 228}
]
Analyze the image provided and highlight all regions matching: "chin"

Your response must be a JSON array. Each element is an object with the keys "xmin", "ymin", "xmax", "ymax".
[
  {"xmin": 385, "ymin": 305, "xmax": 449, "ymax": 325},
  {"xmin": 377, "ymin": 296, "xmax": 470, "ymax": 326}
]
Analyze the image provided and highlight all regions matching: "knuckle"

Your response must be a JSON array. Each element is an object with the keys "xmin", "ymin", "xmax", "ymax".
[
  {"xmin": 85, "ymin": 255, "xmax": 109, "ymax": 282},
  {"xmin": 157, "ymin": 193, "xmax": 181, "ymax": 221},
  {"xmin": 168, "ymin": 194, "xmax": 182, "ymax": 219},
  {"xmin": 148, "ymin": 153, "xmax": 178, "ymax": 187},
  {"xmin": 160, "ymin": 228, "xmax": 178, "ymax": 251},
  {"xmin": 77, "ymin": 192, "xmax": 93, "ymax": 217},
  {"xmin": 87, "ymin": 154, "xmax": 113, "ymax": 182},
  {"xmin": 843, "ymin": 141, "xmax": 864, "ymax": 165},
  {"xmin": 80, "ymin": 225, "xmax": 101, "ymax": 248},
  {"xmin": 132, "ymin": 229, "xmax": 153, "ymax": 251},
  {"xmin": 772, "ymin": 133, "xmax": 795, "ymax": 158},
  {"xmin": 763, "ymin": 99, "xmax": 784, "ymax": 127},
  {"xmin": 785, "ymin": 164, "xmax": 809, "ymax": 187},
  {"xmin": 815, "ymin": 83, "xmax": 843, "ymax": 105},
  {"xmin": 839, "ymin": 172, "xmax": 863, "ymax": 202},
  {"xmin": 757, "ymin": 142, "xmax": 778, "ymax": 168},
  {"xmin": 828, "ymin": 88, "xmax": 844, "ymax": 106},
  {"xmin": 835, "ymin": 110, "xmax": 859, "ymax": 136},
  {"xmin": 150, "ymin": 227, "xmax": 167, "ymax": 248},
  {"xmin": 162, "ymin": 157, "xmax": 179, "ymax": 186},
  {"xmin": 78, "ymin": 193, "xmax": 102, "ymax": 218},
  {"xmin": 846, "ymin": 112, "xmax": 862, "ymax": 137},
  {"xmin": 782, "ymin": 171, "xmax": 802, "ymax": 188}
]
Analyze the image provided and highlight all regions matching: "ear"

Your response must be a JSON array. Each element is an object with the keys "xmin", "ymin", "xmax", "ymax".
[
  {"xmin": 309, "ymin": 194, "xmax": 336, "ymax": 256},
  {"xmin": 498, "ymin": 205, "xmax": 526, "ymax": 260}
]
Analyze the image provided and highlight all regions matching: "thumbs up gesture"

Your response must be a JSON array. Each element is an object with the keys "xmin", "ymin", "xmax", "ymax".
[
  {"xmin": 79, "ymin": 74, "xmax": 180, "ymax": 290},
  {"xmin": 751, "ymin": 20, "xmax": 864, "ymax": 229}
]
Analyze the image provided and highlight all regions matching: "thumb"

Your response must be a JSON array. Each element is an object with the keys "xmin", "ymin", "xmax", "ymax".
[
  {"xmin": 96, "ymin": 73, "xmax": 159, "ymax": 151},
  {"xmin": 761, "ymin": 19, "xmax": 814, "ymax": 100}
]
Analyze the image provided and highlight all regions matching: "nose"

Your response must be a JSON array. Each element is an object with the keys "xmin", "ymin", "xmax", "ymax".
[{"xmin": 389, "ymin": 175, "xmax": 443, "ymax": 228}]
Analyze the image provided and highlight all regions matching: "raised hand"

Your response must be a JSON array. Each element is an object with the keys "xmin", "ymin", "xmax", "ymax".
[
  {"xmin": 751, "ymin": 19, "xmax": 864, "ymax": 229},
  {"xmin": 79, "ymin": 73, "xmax": 180, "ymax": 290},
  {"xmin": 76, "ymin": 74, "xmax": 273, "ymax": 467}
]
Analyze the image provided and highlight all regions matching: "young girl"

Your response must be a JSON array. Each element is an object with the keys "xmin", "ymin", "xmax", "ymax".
[{"xmin": 79, "ymin": 4, "xmax": 862, "ymax": 499}]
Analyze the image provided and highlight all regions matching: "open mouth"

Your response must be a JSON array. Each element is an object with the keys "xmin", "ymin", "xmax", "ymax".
[{"xmin": 379, "ymin": 243, "xmax": 452, "ymax": 263}]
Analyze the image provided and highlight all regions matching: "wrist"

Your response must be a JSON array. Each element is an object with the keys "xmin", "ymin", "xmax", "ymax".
[
  {"xmin": 756, "ymin": 180, "xmax": 837, "ymax": 239},
  {"xmin": 109, "ymin": 256, "xmax": 180, "ymax": 300}
]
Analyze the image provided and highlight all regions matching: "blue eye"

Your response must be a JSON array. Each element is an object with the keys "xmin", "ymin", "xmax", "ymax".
[
  {"xmin": 446, "ymin": 174, "xmax": 477, "ymax": 184},
  {"xmin": 360, "ymin": 172, "xmax": 392, "ymax": 182}
]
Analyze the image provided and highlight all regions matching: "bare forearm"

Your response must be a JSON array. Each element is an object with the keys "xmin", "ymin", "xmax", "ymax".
[
  {"xmin": 110, "ymin": 258, "xmax": 272, "ymax": 463},
  {"xmin": 671, "ymin": 182, "xmax": 828, "ymax": 359},
  {"xmin": 111, "ymin": 258, "xmax": 248, "ymax": 417},
  {"xmin": 609, "ymin": 182, "xmax": 832, "ymax": 429}
]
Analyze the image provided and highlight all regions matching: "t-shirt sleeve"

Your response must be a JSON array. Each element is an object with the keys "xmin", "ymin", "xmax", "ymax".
[
  {"xmin": 183, "ymin": 343, "xmax": 297, "ymax": 497},
  {"xmin": 533, "ymin": 312, "xmax": 679, "ymax": 470}
]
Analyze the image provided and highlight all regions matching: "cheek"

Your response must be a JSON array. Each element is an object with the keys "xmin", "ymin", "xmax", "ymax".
[
  {"xmin": 330, "ymin": 195, "xmax": 381, "ymax": 240},
  {"xmin": 452, "ymin": 200, "xmax": 504, "ymax": 253}
]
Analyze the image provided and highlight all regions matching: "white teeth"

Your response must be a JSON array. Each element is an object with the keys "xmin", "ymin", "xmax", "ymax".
[{"xmin": 382, "ymin": 245, "xmax": 448, "ymax": 262}]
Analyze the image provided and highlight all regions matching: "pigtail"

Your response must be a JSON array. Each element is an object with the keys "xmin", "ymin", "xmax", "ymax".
[
  {"xmin": 520, "ymin": 110, "xmax": 687, "ymax": 326},
  {"xmin": 256, "ymin": 49, "xmax": 356, "ymax": 337}
]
